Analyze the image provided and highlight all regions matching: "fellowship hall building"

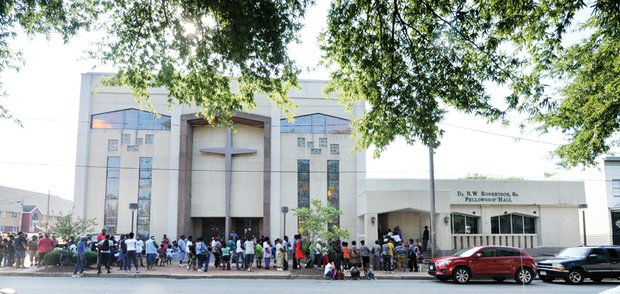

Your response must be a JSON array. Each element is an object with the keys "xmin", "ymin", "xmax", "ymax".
[{"xmin": 74, "ymin": 72, "xmax": 587, "ymax": 253}]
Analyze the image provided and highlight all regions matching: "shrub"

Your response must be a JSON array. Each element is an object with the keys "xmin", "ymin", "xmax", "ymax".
[
  {"xmin": 85, "ymin": 251, "xmax": 98, "ymax": 266},
  {"xmin": 43, "ymin": 249, "xmax": 74, "ymax": 266}
]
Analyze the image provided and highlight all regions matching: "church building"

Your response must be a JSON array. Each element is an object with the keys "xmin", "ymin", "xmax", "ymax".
[{"xmin": 74, "ymin": 72, "xmax": 587, "ymax": 254}]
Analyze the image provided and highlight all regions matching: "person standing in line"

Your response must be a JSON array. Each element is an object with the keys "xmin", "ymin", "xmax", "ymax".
[
  {"xmin": 221, "ymin": 242, "xmax": 231, "ymax": 270},
  {"xmin": 244, "ymin": 237, "xmax": 255, "ymax": 272},
  {"xmin": 314, "ymin": 239, "xmax": 322, "ymax": 268},
  {"xmin": 381, "ymin": 239, "xmax": 393, "ymax": 273},
  {"xmin": 342, "ymin": 241, "xmax": 351, "ymax": 270},
  {"xmin": 195, "ymin": 237, "xmax": 207, "ymax": 271},
  {"xmin": 124, "ymin": 232, "xmax": 140, "ymax": 273},
  {"xmin": 360, "ymin": 240, "xmax": 370, "ymax": 271},
  {"xmin": 177, "ymin": 235, "xmax": 186, "ymax": 267},
  {"xmin": 118, "ymin": 234, "xmax": 127, "ymax": 271},
  {"xmin": 255, "ymin": 240, "xmax": 263, "ymax": 268},
  {"xmin": 72, "ymin": 236, "xmax": 87, "ymax": 278},
  {"xmin": 407, "ymin": 239, "xmax": 419, "ymax": 272},
  {"xmin": 275, "ymin": 239, "xmax": 284, "ymax": 271},
  {"xmin": 145, "ymin": 236, "xmax": 158, "ymax": 270},
  {"xmin": 294, "ymin": 235, "xmax": 305, "ymax": 269},
  {"xmin": 235, "ymin": 238, "xmax": 245, "ymax": 270},
  {"xmin": 282, "ymin": 236, "xmax": 290, "ymax": 267},
  {"xmin": 97, "ymin": 235, "xmax": 113, "ymax": 274},
  {"xmin": 422, "ymin": 226, "xmax": 430, "ymax": 252},
  {"xmin": 27, "ymin": 235, "xmax": 38, "ymax": 266},
  {"xmin": 37, "ymin": 233, "xmax": 54, "ymax": 266},
  {"xmin": 135, "ymin": 235, "xmax": 145, "ymax": 267},
  {"xmin": 263, "ymin": 240, "xmax": 272, "ymax": 270},
  {"xmin": 13, "ymin": 232, "xmax": 27, "ymax": 268},
  {"xmin": 214, "ymin": 237, "xmax": 222, "ymax": 269}
]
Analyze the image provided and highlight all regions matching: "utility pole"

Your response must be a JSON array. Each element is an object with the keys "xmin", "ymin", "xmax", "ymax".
[
  {"xmin": 46, "ymin": 190, "xmax": 51, "ymax": 230},
  {"xmin": 429, "ymin": 147, "xmax": 437, "ymax": 258}
]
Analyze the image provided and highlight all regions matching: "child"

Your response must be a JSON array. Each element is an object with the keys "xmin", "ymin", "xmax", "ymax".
[
  {"xmin": 263, "ymin": 241, "xmax": 272, "ymax": 270},
  {"xmin": 158, "ymin": 244, "xmax": 167, "ymax": 266}
]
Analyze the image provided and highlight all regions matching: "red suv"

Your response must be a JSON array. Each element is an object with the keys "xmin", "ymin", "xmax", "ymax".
[{"xmin": 428, "ymin": 246, "xmax": 536, "ymax": 284}]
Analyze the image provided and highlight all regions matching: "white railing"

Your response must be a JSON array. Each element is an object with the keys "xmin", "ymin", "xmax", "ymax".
[{"xmin": 452, "ymin": 234, "xmax": 538, "ymax": 249}]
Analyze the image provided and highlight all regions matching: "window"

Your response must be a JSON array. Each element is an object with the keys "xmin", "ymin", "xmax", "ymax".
[
  {"xmin": 108, "ymin": 139, "xmax": 119, "ymax": 151},
  {"xmin": 496, "ymin": 248, "xmax": 520, "ymax": 256},
  {"xmin": 127, "ymin": 145, "xmax": 139, "ymax": 152},
  {"xmin": 479, "ymin": 247, "xmax": 496, "ymax": 257},
  {"xmin": 145, "ymin": 134, "xmax": 154, "ymax": 144},
  {"xmin": 297, "ymin": 160, "xmax": 310, "ymax": 208},
  {"xmin": 319, "ymin": 138, "xmax": 327, "ymax": 147},
  {"xmin": 137, "ymin": 157, "xmax": 153, "ymax": 240},
  {"xmin": 11, "ymin": 212, "xmax": 18, "ymax": 218},
  {"xmin": 91, "ymin": 108, "xmax": 171, "ymax": 130},
  {"xmin": 330, "ymin": 144, "xmax": 340, "ymax": 155},
  {"xmin": 297, "ymin": 137, "xmax": 306, "ymax": 147},
  {"xmin": 0, "ymin": 211, "xmax": 4, "ymax": 217},
  {"xmin": 311, "ymin": 148, "xmax": 322, "ymax": 155},
  {"xmin": 281, "ymin": 113, "xmax": 351, "ymax": 134},
  {"xmin": 491, "ymin": 214, "xmax": 536, "ymax": 234},
  {"xmin": 328, "ymin": 160, "xmax": 340, "ymax": 228},
  {"xmin": 590, "ymin": 248, "xmax": 609, "ymax": 262},
  {"xmin": 307, "ymin": 141, "xmax": 314, "ymax": 148},
  {"xmin": 136, "ymin": 138, "xmax": 144, "ymax": 145},
  {"xmin": 121, "ymin": 134, "xmax": 131, "ymax": 144},
  {"xmin": 613, "ymin": 180, "xmax": 620, "ymax": 197},
  {"xmin": 104, "ymin": 156, "xmax": 120, "ymax": 234},
  {"xmin": 451, "ymin": 214, "xmax": 479, "ymax": 234}
]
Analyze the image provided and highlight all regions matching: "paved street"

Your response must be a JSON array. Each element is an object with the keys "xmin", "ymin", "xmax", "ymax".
[{"xmin": 2, "ymin": 277, "xmax": 620, "ymax": 294}]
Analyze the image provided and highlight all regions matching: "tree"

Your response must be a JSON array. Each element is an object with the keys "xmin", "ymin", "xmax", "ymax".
[
  {"xmin": 461, "ymin": 173, "xmax": 524, "ymax": 180},
  {"xmin": 0, "ymin": 0, "xmax": 312, "ymax": 126},
  {"xmin": 2, "ymin": 1, "xmax": 619, "ymax": 167},
  {"xmin": 51, "ymin": 213, "xmax": 98, "ymax": 241},
  {"xmin": 320, "ymin": 0, "xmax": 620, "ymax": 167},
  {"xmin": 293, "ymin": 199, "xmax": 349, "ymax": 242}
]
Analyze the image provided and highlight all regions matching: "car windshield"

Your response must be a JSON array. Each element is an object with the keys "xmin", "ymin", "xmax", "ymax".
[
  {"xmin": 452, "ymin": 247, "xmax": 480, "ymax": 257},
  {"xmin": 556, "ymin": 247, "xmax": 590, "ymax": 259}
]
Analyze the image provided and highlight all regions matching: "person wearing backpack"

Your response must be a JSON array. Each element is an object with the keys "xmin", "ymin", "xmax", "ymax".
[{"xmin": 97, "ymin": 235, "xmax": 113, "ymax": 274}]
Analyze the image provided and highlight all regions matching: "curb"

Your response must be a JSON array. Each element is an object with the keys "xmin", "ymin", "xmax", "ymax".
[{"xmin": 0, "ymin": 271, "xmax": 434, "ymax": 280}]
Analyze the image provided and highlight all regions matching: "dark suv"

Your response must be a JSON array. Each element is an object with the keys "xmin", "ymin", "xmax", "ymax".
[{"xmin": 536, "ymin": 246, "xmax": 620, "ymax": 284}]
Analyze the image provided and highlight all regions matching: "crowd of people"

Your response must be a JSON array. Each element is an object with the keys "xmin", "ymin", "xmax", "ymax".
[{"xmin": 0, "ymin": 224, "xmax": 430, "ymax": 280}]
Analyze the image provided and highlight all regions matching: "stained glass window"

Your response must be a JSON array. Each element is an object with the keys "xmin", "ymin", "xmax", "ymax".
[
  {"xmin": 281, "ymin": 113, "xmax": 350, "ymax": 134},
  {"xmin": 104, "ymin": 157, "xmax": 120, "ymax": 234},
  {"xmin": 91, "ymin": 109, "xmax": 171, "ymax": 130},
  {"xmin": 327, "ymin": 160, "xmax": 340, "ymax": 228},
  {"xmin": 297, "ymin": 160, "xmax": 310, "ymax": 208},
  {"xmin": 137, "ymin": 157, "xmax": 153, "ymax": 240}
]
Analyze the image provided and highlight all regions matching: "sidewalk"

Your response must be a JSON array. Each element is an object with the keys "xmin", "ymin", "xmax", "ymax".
[{"xmin": 0, "ymin": 263, "xmax": 433, "ymax": 280}]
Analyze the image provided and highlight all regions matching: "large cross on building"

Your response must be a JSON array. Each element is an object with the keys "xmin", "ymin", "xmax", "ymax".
[{"xmin": 200, "ymin": 128, "xmax": 256, "ymax": 241}]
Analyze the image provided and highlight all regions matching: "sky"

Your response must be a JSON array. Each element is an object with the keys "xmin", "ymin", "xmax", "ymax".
[{"xmin": 0, "ymin": 2, "xmax": 591, "ymax": 201}]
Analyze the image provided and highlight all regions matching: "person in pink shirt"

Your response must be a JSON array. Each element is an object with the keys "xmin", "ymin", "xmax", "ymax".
[{"xmin": 37, "ymin": 234, "xmax": 54, "ymax": 266}]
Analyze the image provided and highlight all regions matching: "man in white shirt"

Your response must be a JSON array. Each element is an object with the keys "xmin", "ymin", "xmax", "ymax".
[
  {"xmin": 124, "ymin": 232, "xmax": 140, "ymax": 273},
  {"xmin": 135, "ymin": 236, "xmax": 145, "ymax": 267},
  {"xmin": 235, "ymin": 239, "xmax": 245, "ymax": 270},
  {"xmin": 244, "ymin": 237, "xmax": 255, "ymax": 272}
]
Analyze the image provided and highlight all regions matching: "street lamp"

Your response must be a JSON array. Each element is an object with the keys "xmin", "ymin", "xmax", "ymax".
[
  {"xmin": 578, "ymin": 203, "xmax": 588, "ymax": 246},
  {"xmin": 129, "ymin": 203, "xmax": 138, "ymax": 234},
  {"xmin": 281, "ymin": 206, "xmax": 289, "ymax": 238}
]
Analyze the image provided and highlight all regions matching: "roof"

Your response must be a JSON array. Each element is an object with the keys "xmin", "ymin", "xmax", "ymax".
[
  {"xmin": 22, "ymin": 205, "xmax": 37, "ymax": 213},
  {"xmin": 0, "ymin": 186, "xmax": 73, "ymax": 215}
]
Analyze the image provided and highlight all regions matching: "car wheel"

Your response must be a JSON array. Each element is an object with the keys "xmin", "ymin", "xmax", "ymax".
[
  {"xmin": 453, "ymin": 267, "xmax": 471, "ymax": 284},
  {"xmin": 515, "ymin": 267, "xmax": 534, "ymax": 284},
  {"xmin": 565, "ymin": 269, "xmax": 585, "ymax": 284},
  {"xmin": 493, "ymin": 277, "xmax": 505, "ymax": 282},
  {"xmin": 591, "ymin": 278, "xmax": 603, "ymax": 283},
  {"xmin": 540, "ymin": 276, "xmax": 554, "ymax": 283},
  {"xmin": 437, "ymin": 276, "xmax": 449, "ymax": 282}
]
